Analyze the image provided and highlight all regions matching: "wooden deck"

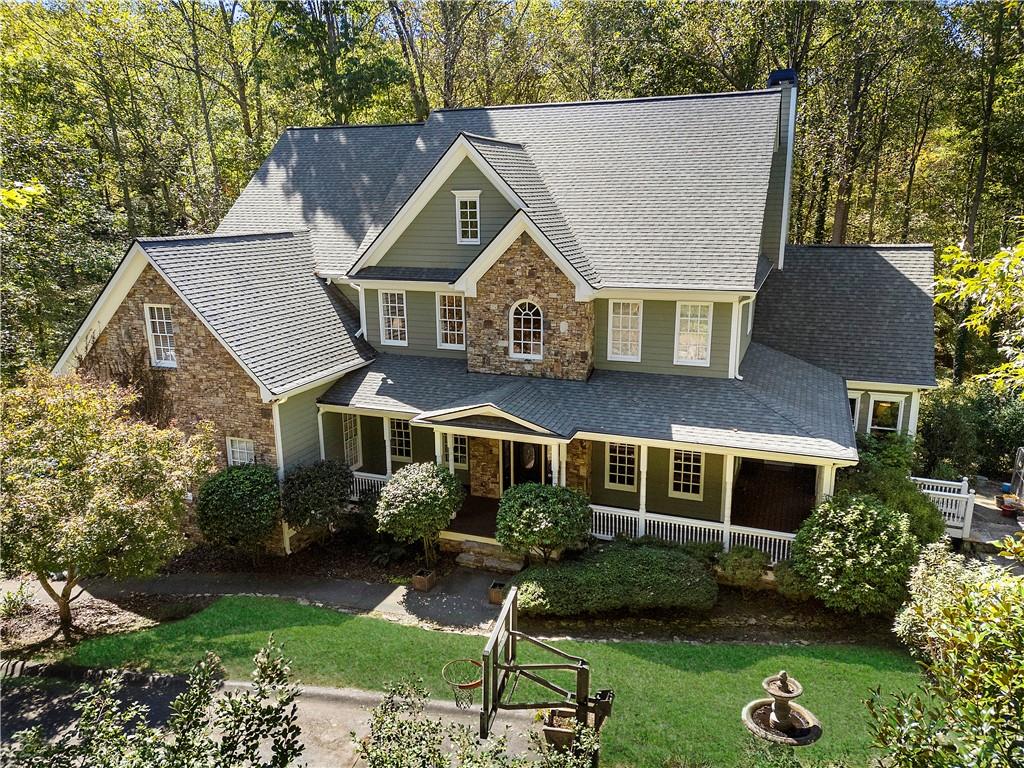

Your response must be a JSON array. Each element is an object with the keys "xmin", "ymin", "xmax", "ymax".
[
  {"xmin": 731, "ymin": 459, "xmax": 816, "ymax": 533},
  {"xmin": 446, "ymin": 494, "xmax": 499, "ymax": 538}
]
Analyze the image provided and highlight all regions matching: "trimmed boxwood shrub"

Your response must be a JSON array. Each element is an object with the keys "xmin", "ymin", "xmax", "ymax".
[
  {"xmin": 196, "ymin": 464, "xmax": 280, "ymax": 556},
  {"xmin": 282, "ymin": 459, "xmax": 354, "ymax": 529},
  {"xmin": 677, "ymin": 540, "xmax": 724, "ymax": 567},
  {"xmin": 772, "ymin": 559, "xmax": 813, "ymax": 602},
  {"xmin": 792, "ymin": 491, "xmax": 918, "ymax": 615},
  {"xmin": 719, "ymin": 545, "xmax": 768, "ymax": 589},
  {"xmin": 496, "ymin": 483, "xmax": 591, "ymax": 563},
  {"xmin": 513, "ymin": 542, "xmax": 717, "ymax": 616},
  {"xmin": 375, "ymin": 463, "xmax": 464, "ymax": 567}
]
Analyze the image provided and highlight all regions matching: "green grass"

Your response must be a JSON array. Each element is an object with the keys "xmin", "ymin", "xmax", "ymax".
[{"xmin": 71, "ymin": 596, "xmax": 918, "ymax": 766}]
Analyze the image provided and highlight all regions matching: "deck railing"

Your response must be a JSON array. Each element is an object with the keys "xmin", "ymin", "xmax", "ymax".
[
  {"xmin": 351, "ymin": 471, "xmax": 388, "ymax": 501},
  {"xmin": 910, "ymin": 476, "xmax": 975, "ymax": 539},
  {"xmin": 590, "ymin": 504, "xmax": 793, "ymax": 564}
]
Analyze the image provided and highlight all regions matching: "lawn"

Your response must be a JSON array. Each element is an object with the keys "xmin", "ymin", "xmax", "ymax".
[{"xmin": 71, "ymin": 596, "xmax": 918, "ymax": 767}]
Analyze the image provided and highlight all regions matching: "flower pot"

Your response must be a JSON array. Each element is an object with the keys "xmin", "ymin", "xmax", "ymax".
[
  {"xmin": 488, "ymin": 581, "xmax": 506, "ymax": 605},
  {"xmin": 411, "ymin": 568, "xmax": 437, "ymax": 592},
  {"xmin": 542, "ymin": 709, "xmax": 579, "ymax": 752}
]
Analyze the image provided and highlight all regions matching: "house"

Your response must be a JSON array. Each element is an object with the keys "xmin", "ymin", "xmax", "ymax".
[{"xmin": 55, "ymin": 71, "xmax": 936, "ymax": 562}]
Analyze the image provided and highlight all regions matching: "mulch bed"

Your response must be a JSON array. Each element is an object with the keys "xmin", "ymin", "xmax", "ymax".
[{"xmin": 162, "ymin": 533, "xmax": 458, "ymax": 583}]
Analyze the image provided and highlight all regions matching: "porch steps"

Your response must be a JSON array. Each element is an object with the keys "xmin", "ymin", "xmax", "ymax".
[{"xmin": 453, "ymin": 541, "xmax": 525, "ymax": 574}]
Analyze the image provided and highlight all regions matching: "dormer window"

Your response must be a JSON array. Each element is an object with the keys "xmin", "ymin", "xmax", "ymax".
[
  {"xmin": 673, "ymin": 302, "xmax": 712, "ymax": 366},
  {"xmin": 509, "ymin": 300, "xmax": 543, "ymax": 360},
  {"xmin": 454, "ymin": 190, "xmax": 480, "ymax": 245},
  {"xmin": 145, "ymin": 304, "xmax": 177, "ymax": 368}
]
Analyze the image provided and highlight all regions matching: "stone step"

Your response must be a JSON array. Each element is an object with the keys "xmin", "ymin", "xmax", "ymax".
[{"xmin": 455, "ymin": 550, "xmax": 524, "ymax": 574}]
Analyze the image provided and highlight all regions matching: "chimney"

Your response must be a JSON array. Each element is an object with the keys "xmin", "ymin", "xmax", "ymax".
[{"xmin": 767, "ymin": 69, "xmax": 797, "ymax": 88}]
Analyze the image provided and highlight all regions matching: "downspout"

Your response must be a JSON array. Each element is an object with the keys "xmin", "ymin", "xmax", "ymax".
[{"xmin": 733, "ymin": 296, "xmax": 755, "ymax": 380}]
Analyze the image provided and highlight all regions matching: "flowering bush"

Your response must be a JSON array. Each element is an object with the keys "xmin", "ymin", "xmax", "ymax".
[
  {"xmin": 282, "ymin": 459, "xmax": 354, "ymax": 529},
  {"xmin": 195, "ymin": 464, "xmax": 280, "ymax": 557},
  {"xmin": 496, "ymin": 483, "xmax": 591, "ymax": 563},
  {"xmin": 792, "ymin": 491, "xmax": 918, "ymax": 615},
  {"xmin": 375, "ymin": 463, "xmax": 463, "ymax": 567}
]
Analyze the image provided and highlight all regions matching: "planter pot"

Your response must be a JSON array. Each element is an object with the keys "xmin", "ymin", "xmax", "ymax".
[
  {"xmin": 542, "ymin": 709, "xmax": 579, "ymax": 752},
  {"xmin": 488, "ymin": 581, "xmax": 507, "ymax": 605},
  {"xmin": 411, "ymin": 569, "xmax": 437, "ymax": 592}
]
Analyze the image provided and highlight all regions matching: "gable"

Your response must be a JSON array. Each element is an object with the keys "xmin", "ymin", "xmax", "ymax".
[{"xmin": 376, "ymin": 157, "xmax": 515, "ymax": 272}]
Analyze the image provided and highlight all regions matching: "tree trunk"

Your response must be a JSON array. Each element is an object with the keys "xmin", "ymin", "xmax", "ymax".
[
  {"xmin": 423, "ymin": 536, "xmax": 436, "ymax": 568},
  {"xmin": 389, "ymin": 0, "xmax": 429, "ymax": 121},
  {"xmin": 98, "ymin": 74, "xmax": 137, "ymax": 238},
  {"xmin": 36, "ymin": 570, "xmax": 78, "ymax": 642},
  {"xmin": 900, "ymin": 92, "xmax": 933, "ymax": 242}
]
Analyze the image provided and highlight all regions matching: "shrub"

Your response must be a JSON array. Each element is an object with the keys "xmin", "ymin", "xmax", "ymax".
[
  {"xmin": 839, "ymin": 433, "xmax": 945, "ymax": 544},
  {"xmin": 496, "ymin": 483, "xmax": 591, "ymax": 563},
  {"xmin": 375, "ymin": 463, "xmax": 464, "ymax": 567},
  {"xmin": 677, "ymin": 540, "xmax": 724, "ymax": 566},
  {"xmin": 772, "ymin": 559, "xmax": 813, "ymax": 602},
  {"xmin": 196, "ymin": 464, "xmax": 280, "ymax": 556},
  {"xmin": 513, "ymin": 542, "xmax": 717, "ymax": 616},
  {"xmin": 0, "ymin": 582, "xmax": 31, "ymax": 618},
  {"xmin": 718, "ymin": 545, "xmax": 768, "ymax": 589},
  {"xmin": 282, "ymin": 459, "xmax": 354, "ymax": 529},
  {"xmin": 792, "ymin": 492, "xmax": 918, "ymax": 615}
]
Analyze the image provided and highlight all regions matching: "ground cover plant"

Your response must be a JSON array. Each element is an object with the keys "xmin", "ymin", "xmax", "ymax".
[
  {"xmin": 70, "ymin": 596, "xmax": 919, "ymax": 767},
  {"xmin": 512, "ymin": 540, "xmax": 717, "ymax": 616}
]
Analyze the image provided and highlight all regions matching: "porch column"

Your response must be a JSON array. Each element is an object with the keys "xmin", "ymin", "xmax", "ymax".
[
  {"xmin": 434, "ymin": 430, "xmax": 443, "ymax": 464},
  {"xmin": 550, "ymin": 443, "xmax": 560, "ymax": 485},
  {"xmin": 383, "ymin": 416, "xmax": 393, "ymax": 477},
  {"xmin": 446, "ymin": 432, "xmax": 455, "ymax": 472},
  {"xmin": 907, "ymin": 390, "xmax": 922, "ymax": 437},
  {"xmin": 316, "ymin": 408, "xmax": 326, "ymax": 461},
  {"xmin": 638, "ymin": 444, "xmax": 648, "ymax": 537},
  {"xmin": 815, "ymin": 464, "xmax": 837, "ymax": 504},
  {"xmin": 559, "ymin": 446, "xmax": 567, "ymax": 487},
  {"xmin": 721, "ymin": 454, "xmax": 735, "ymax": 552}
]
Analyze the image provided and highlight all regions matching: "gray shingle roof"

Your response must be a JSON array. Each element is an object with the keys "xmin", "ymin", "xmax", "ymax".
[
  {"xmin": 353, "ymin": 265, "xmax": 464, "ymax": 282},
  {"xmin": 220, "ymin": 91, "xmax": 784, "ymax": 291},
  {"xmin": 754, "ymin": 244, "xmax": 936, "ymax": 386},
  {"xmin": 319, "ymin": 344, "xmax": 857, "ymax": 461},
  {"xmin": 138, "ymin": 231, "xmax": 372, "ymax": 396}
]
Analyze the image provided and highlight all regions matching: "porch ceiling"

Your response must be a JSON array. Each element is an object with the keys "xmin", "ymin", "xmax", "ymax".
[{"xmin": 318, "ymin": 344, "xmax": 858, "ymax": 462}]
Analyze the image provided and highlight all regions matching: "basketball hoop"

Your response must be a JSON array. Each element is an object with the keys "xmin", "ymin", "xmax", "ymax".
[{"xmin": 442, "ymin": 658, "xmax": 483, "ymax": 710}]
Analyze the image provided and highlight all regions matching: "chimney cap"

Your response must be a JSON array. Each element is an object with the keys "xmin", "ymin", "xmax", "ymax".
[{"xmin": 767, "ymin": 69, "xmax": 797, "ymax": 87}]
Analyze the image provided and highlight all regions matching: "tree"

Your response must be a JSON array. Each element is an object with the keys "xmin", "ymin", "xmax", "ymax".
[
  {"xmin": 375, "ymin": 462, "xmax": 463, "ymax": 567},
  {"xmin": 495, "ymin": 483, "xmax": 591, "ymax": 564},
  {"xmin": 0, "ymin": 368, "xmax": 214, "ymax": 639},
  {"xmin": 2, "ymin": 641, "xmax": 305, "ymax": 767}
]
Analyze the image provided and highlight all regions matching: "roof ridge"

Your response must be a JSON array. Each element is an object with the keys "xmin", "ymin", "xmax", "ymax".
[
  {"xmin": 462, "ymin": 132, "xmax": 526, "ymax": 149},
  {"xmin": 786, "ymin": 242, "xmax": 933, "ymax": 250},
  {"xmin": 139, "ymin": 229, "xmax": 306, "ymax": 244},
  {"xmin": 284, "ymin": 122, "xmax": 424, "ymax": 131},
  {"xmin": 432, "ymin": 87, "xmax": 782, "ymax": 114}
]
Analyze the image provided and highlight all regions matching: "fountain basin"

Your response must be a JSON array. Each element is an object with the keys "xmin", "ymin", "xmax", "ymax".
[{"xmin": 741, "ymin": 698, "xmax": 822, "ymax": 746}]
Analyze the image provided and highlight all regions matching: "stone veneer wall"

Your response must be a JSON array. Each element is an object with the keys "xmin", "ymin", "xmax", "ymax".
[
  {"xmin": 81, "ymin": 264, "xmax": 276, "ymax": 470},
  {"xmin": 466, "ymin": 233, "xmax": 594, "ymax": 380},
  {"xmin": 565, "ymin": 439, "xmax": 591, "ymax": 496},
  {"xmin": 469, "ymin": 437, "xmax": 501, "ymax": 498}
]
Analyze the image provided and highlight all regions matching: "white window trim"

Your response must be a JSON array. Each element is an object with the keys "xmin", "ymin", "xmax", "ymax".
[
  {"xmin": 389, "ymin": 418, "xmax": 413, "ymax": 461},
  {"xmin": 378, "ymin": 289, "xmax": 408, "ymax": 347},
  {"xmin": 867, "ymin": 393, "xmax": 905, "ymax": 435},
  {"xmin": 443, "ymin": 434, "xmax": 469, "ymax": 470},
  {"xmin": 668, "ymin": 449, "xmax": 704, "ymax": 501},
  {"xmin": 672, "ymin": 301, "xmax": 713, "ymax": 367},
  {"xmin": 225, "ymin": 436, "xmax": 256, "ymax": 466},
  {"xmin": 848, "ymin": 391, "xmax": 863, "ymax": 432},
  {"xmin": 143, "ymin": 302, "xmax": 177, "ymax": 369},
  {"xmin": 453, "ymin": 190, "xmax": 481, "ymax": 245},
  {"xmin": 508, "ymin": 300, "xmax": 543, "ymax": 361},
  {"xmin": 341, "ymin": 412, "xmax": 363, "ymax": 470},
  {"xmin": 435, "ymin": 292, "xmax": 466, "ymax": 350},
  {"xmin": 604, "ymin": 442, "xmax": 638, "ymax": 492},
  {"xmin": 606, "ymin": 299, "xmax": 643, "ymax": 363}
]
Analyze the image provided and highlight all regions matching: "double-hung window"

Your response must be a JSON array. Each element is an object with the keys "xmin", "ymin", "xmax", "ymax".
[
  {"xmin": 673, "ymin": 302, "xmax": 712, "ymax": 366},
  {"xmin": 436, "ymin": 293, "xmax": 466, "ymax": 350},
  {"xmin": 669, "ymin": 449, "xmax": 703, "ymax": 500},
  {"xmin": 442, "ymin": 434, "xmax": 469, "ymax": 469},
  {"xmin": 226, "ymin": 437, "xmax": 256, "ymax": 466},
  {"xmin": 509, "ymin": 300, "xmax": 543, "ymax": 360},
  {"xmin": 607, "ymin": 300, "xmax": 643, "ymax": 362},
  {"xmin": 454, "ymin": 190, "xmax": 480, "ymax": 245},
  {"xmin": 390, "ymin": 418, "xmax": 413, "ymax": 460},
  {"xmin": 848, "ymin": 393, "xmax": 862, "ymax": 430},
  {"xmin": 379, "ymin": 290, "xmax": 408, "ymax": 346},
  {"xmin": 341, "ymin": 413, "xmax": 362, "ymax": 469},
  {"xmin": 869, "ymin": 396, "xmax": 903, "ymax": 436},
  {"xmin": 145, "ymin": 304, "xmax": 177, "ymax": 368},
  {"xmin": 605, "ymin": 442, "xmax": 637, "ymax": 491}
]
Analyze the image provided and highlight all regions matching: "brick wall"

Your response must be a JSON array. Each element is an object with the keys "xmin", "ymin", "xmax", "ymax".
[
  {"xmin": 466, "ymin": 233, "xmax": 594, "ymax": 380},
  {"xmin": 469, "ymin": 436, "xmax": 501, "ymax": 498},
  {"xmin": 81, "ymin": 265, "xmax": 276, "ymax": 469}
]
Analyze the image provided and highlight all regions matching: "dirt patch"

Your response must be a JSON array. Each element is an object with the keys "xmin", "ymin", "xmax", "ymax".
[
  {"xmin": 162, "ymin": 533, "xmax": 458, "ymax": 583},
  {"xmin": 0, "ymin": 593, "xmax": 214, "ymax": 659},
  {"xmin": 521, "ymin": 586, "xmax": 900, "ymax": 647}
]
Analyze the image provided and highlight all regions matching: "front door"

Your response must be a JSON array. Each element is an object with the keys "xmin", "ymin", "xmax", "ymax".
[{"xmin": 500, "ymin": 440, "xmax": 550, "ymax": 493}]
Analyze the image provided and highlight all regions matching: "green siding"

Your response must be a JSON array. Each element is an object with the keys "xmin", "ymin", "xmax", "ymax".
[
  {"xmin": 365, "ymin": 289, "xmax": 466, "ymax": 359},
  {"xmin": 589, "ymin": 442, "xmax": 724, "ymax": 522},
  {"xmin": 377, "ymin": 158, "xmax": 515, "ymax": 271},
  {"xmin": 338, "ymin": 283, "xmax": 359, "ymax": 305},
  {"xmin": 759, "ymin": 86, "xmax": 791, "ymax": 266},
  {"xmin": 277, "ymin": 383, "xmax": 332, "ymax": 472},
  {"xmin": 593, "ymin": 299, "xmax": 733, "ymax": 377}
]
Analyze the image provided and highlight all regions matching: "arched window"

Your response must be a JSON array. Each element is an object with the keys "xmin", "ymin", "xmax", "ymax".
[{"xmin": 509, "ymin": 300, "xmax": 543, "ymax": 360}]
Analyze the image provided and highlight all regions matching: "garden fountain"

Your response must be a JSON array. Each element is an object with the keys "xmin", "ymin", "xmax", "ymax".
[{"xmin": 741, "ymin": 670, "xmax": 822, "ymax": 746}]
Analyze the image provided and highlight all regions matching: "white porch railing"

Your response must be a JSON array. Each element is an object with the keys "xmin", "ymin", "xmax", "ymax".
[
  {"xmin": 911, "ymin": 476, "xmax": 976, "ymax": 539},
  {"xmin": 351, "ymin": 471, "xmax": 388, "ymax": 501},
  {"xmin": 590, "ymin": 504, "xmax": 794, "ymax": 564}
]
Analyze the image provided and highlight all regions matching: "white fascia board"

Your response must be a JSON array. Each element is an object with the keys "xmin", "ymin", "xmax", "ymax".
[
  {"xmin": 53, "ymin": 243, "xmax": 149, "ymax": 375},
  {"xmin": 452, "ymin": 211, "xmax": 596, "ymax": 301},
  {"xmin": 412, "ymin": 403, "xmax": 553, "ymax": 435},
  {"xmin": 845, "ymin": 380, "xmax": 934, "ymax": 393},
  {"xmin": 778, "ymin": 83, "xmax": 797, "ymax": 270},
  {"xmin": 317, "ymin": 403, "xmax": 418, "ymax": 419},
  {"xmin": 350, "ymin": 134, "xmax": 529, "ymax": 273}
]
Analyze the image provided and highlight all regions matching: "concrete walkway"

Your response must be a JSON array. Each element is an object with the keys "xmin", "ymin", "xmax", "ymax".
[{"xmin": 3, "ymin": 567, "xmax": 506, "ymax": 632}]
